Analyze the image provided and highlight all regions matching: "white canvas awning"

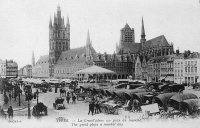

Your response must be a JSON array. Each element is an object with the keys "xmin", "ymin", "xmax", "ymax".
[{"xmin": 75, "ymin": 65, "xmax": 116, "ymax": 75}]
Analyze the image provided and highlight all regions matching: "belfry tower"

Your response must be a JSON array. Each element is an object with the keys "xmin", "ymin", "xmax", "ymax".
[{"xmin": 49, "ymin": 5, "xmax": 70, "ymax": 77}]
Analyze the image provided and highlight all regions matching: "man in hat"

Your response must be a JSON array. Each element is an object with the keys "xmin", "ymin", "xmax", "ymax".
[
  {"xmin": 0, "ymin": 106, "xmax": 6, "ymax": 119},
  {"xmin": 88, "ymin": 101, "xmax": 95, "ymax": 116},
  {"xmin": 7, "ymin": 106, "xmax": 13, "ymax": 120}
]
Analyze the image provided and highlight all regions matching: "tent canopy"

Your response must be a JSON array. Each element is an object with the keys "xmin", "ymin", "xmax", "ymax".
[{"xmin": 75, "ymin": 65, "xmax": 116, "ymax": 75}]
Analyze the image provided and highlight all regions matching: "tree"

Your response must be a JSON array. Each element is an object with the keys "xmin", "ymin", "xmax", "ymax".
[{"xmin": 184, "ymin": 50, "xmax": 191, "ymax": 58}]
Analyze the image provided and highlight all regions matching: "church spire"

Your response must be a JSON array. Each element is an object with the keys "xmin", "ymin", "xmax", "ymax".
[
  {"xmin": 86, "ymin": 30, "xmax": 91, "ymax": 45},
  {"xmin": 140, "ymin": 17, "xmax": 146, "ymax": 49},
  {"xmin": 32, "ymin": 50, "xmax": 35, "ymax": 66},
  {"xmin": 49, "ymin": 17, "xmax": 52, "ymax": 28},
  {"xmin": 67, "ymin": 16, "xmax": 70, "ymax": 25},
  {"xmin": 141, "ymin": 17, "xmax": 145, "ymax": 39}
]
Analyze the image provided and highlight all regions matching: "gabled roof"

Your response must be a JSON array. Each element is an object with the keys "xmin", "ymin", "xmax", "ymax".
[
  {"xmin": 56, "ymin": 45, "xmax": 96, "ymax": 65},
  {"xmin": 75, "ymin": 65, "xmax": 116, "ymax": 74},
  {"xmin": 118, "ymin": 35, "xmax": 169, "ymax": 54},
  {"xmin": 120, "ymin": 43, "xmax": 141, "ymax": 54},
  {"xmin": 122, "ymin": 23, "xmax": 131, "ymax": 30},
  {"xmin": 144, "ymin": 35, "xmax": 169, "ymax": 48},
  {"xmin": 57, "ymin": 47, "xmax": 87, "ymax": 64},
  {"xmin": 36, "ymin": 55, "xmax": 49, "ymax": 65}
]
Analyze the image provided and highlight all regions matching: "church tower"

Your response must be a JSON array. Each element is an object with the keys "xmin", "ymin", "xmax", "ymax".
[
  {"xmin": 118, "ymin": 23, "xmax": 135, "ymax": 54},
  {"xmin": 140, "ymin": 17, "xmax": 146, "ymax": 49},
  {"xmin": 49, "ymin": 5, "xmax": 70, "ymax": 77}
]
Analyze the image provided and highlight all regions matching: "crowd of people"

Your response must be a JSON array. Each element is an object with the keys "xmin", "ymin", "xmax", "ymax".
[{"xmin": 0, "ymin": 105, "xmax": 14, "ymax": 120}]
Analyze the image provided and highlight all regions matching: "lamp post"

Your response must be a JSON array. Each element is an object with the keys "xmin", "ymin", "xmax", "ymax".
[
  {"xmin": 26, "ymin": 92, "xmax": 33, "ymax": 119},
  {"xmin": 28, "ymin": 99, "xmax": 31, "ymax": 119},
  {"xmin": 36, "ymin": 89, "xmax": 39, "ymax": 104},
  {"xmin": 18, "ymin": 87, "xmax": 21, "ymax": 106}
]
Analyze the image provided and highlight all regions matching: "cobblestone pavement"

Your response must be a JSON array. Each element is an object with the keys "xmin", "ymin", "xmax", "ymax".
[{"xmin": 1, "ymin": 87, "xmax": 200, "ymax": 128}]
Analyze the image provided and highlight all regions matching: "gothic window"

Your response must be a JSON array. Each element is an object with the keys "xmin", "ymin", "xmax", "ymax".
[
  {"xmin": 59, "ymin": 42, "xmax": 61, "ymax": 50},
  {"xmin": 56, "ymin": 42, "xmax": 58, "ymax": 50},
  {"xmin": 52, "ymin": 42, "xmax": 55, "ymax": 50},
  {"xmin": 191, "ymin": 67, "xmax": 193, "ymax": 73},
  {"xmin": 63, "ymin": 42, "xmax": 65, "ymax": 51},
  {"xmin": 63, "ymin": 31, "xmax": 65, "ymax": 39}
]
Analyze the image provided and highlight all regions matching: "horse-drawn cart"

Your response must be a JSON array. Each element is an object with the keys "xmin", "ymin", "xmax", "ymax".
[
  {"xmin": 53, "ymin": 97, "xmax": 65, "ymax": 110},
  {"xmin": 32, "ymin": 102, "xmax": 48, "ymax": 116},
  {"xmin": 101, "ymin": 102, "xmax": 121, "ymax": 115}
]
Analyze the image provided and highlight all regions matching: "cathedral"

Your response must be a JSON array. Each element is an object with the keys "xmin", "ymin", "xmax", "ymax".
[
  {"xmin": 94, "ymin": 18, "xmax": 174, "ymax": 81},
  {"xmin": 32, "ymin": 6, "xmax": 174, "ymax": 82}
]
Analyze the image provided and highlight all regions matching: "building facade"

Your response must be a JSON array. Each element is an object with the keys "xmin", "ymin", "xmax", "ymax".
[
  {"xmin": 32, "ymin": 5, "xmax": 175, "ymax": 81},
  {"xmin": 173, "ymin": 53, "xmax": 184, "ymax": 84},
  {"xmin": 0, "ymin": 60, "xmax": 6, "ymax": 78},
  {"xmin": 173, "ymin": 52, "xmax": 200, "ymax": 84},
  {"xmin": 184, "ymin": 53, "xmax": 200, "ymax": 85},
  {"xmin": 18, "ymin": 65, "xmax": 32, "ymax": 78},
  {"xmin": 33, "ymin": 6, "xmax": 95, "ymax": 79},
  {"xmin": 0, "ymin": 59, "xmax": 18, "ymax": 78}
]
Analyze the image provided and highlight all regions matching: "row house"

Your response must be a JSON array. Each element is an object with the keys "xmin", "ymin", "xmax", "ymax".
[
  {"xmin": 18, "ymin": 65, "xmax": 32, "ymax": 78},
  {"xmin": 0, "ymin": 59, "xmax": 18, "ymax": 78}
]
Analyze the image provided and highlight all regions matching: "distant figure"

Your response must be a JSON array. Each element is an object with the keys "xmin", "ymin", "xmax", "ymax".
[
  {"xmin": 0, "ymin": 106, "xmax": 6, "ymax": 119},
  {"xmin": 88, "ymin": 102, "xmax": 95, "ymax": 116},
  {"xmin": 4, "ymin": 94, "xmax": 9, "ymax": 104},
  {"xmin": 72, "ymin": 95, "xmax": 76, "ymax": 104},
  {"xmin": 66, "ymin": 95, "xmax": 70, "ymax": 104},
  {"xmin": 7, "ymin": 106, "xmax": 13, "ymax": 120},
  {"xmin": 95, "ymin": 101, "xmax": 101, "ymax": 114},
  {"xmin": 9, "ymin": 93, "xmax": 12, "ymax": 101},
  {"xmin": 55, "ymin": 86, "xmax": 58, "ymax": 93}
]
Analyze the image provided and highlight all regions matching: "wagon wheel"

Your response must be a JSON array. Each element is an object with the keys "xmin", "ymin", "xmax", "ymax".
[
  {"xmin": 109, "ymin": 106, "xmax": 115, "ymax": 114},
  {"xmin": 160, "ymin": 110, "xmax": 166, "ymax": 118},
  {"xmin": 104, "ymin": 105, "xmax": 109, "ymax": 114}
]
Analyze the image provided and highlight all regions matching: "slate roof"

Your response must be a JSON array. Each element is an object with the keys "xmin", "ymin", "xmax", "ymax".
[
  {"xmin": 120, "ymin": 42, "xmax": 141, "ymax": 54},
  {"xmin": 121, "ymin": 23, "xmax": 131, "ymax": 30},
  {"xmin": 144, "ymin": 35, "xmax": 169, "ymax": 48},
  {"xmin": 119, "ymin": 35, "xmax": 170, "ymax": 54},
  {"xmin": 147, "ymin": 54, "xmax": 175, "ymax": 64},
  {"xmin": 36, "ymin": 55, "xmax": 49, "ymax": 65},
  {"xmin": 57, "ymin": 46, "xmax": 96, "ymax": 65}
]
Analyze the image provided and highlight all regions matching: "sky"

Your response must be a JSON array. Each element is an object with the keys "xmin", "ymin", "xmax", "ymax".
[{"xmin": 0, "ymin": 0, "xmax": 200, "ymax": 68}]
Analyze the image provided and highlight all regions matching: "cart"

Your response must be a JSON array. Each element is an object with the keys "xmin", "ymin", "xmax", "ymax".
[{"xmin": 53, "ymin": 97, "xmax": 65, "ymax": 110}]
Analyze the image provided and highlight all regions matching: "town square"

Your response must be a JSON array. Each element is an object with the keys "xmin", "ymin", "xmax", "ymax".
[{"xmin": 0, "ymin": 0, "xmax": 200, "ymax": 128}]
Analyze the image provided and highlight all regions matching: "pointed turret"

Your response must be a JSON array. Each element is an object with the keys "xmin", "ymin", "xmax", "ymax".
[
  {"xmin": 49, "ymin": 17, "xmax": 52, "ymax": 28},
  {"xmin": 53, "ymin": 13, "xmax": 57, "ymax": 26},
  {"xmin": 67, "ymin": 16, "xmax": 70, "ymax": 25},
  {"xmin": 32, "ymin": 50, "xmax": 35, "ymax": 67},
  {"xmin": 141, "ymin": 17, "xmax": 146, "ymax": 39},
  {"xmin": 57, "ymin": 5, "xmax": 61, "ymax": 18},
  {"xmin": 66, "ymin": 16, "xmax": 70, "ymax": 33},
  {"xmin": 116, "ymin": 42, "xmax": 119, "ymax": 54},
  {"xmin": 62, "ymin": 17, "xmax": 65, "ymax": 28},
  {"xmin": 86, "ymin": 30, "xmax": 91, "ymax": 45}
]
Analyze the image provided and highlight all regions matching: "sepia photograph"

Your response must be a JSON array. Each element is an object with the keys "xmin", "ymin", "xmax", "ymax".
[{"xmin": 0, "ymin": 0, "xmax": 200, "ymax": 128}]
